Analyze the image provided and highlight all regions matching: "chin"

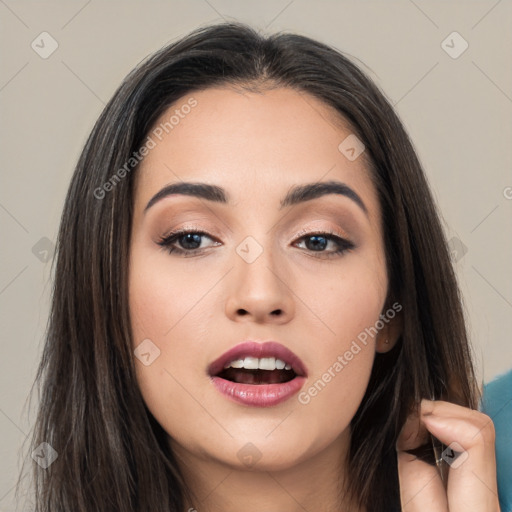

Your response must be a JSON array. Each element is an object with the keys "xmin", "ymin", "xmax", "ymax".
[{"xmin": 203, "ymin": 426, "xmax": 339, "ymax": 472}]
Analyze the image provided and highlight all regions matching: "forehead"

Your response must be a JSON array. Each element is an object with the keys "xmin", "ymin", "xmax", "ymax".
[{"xmin": 133, "ymin": 86, "xmax": 379, "ymax": 220}]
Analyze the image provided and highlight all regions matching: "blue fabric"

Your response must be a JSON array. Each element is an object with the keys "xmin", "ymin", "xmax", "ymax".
[{"xmin": 481, "ymin": 369, "xmax": 512, "ymax": 512}]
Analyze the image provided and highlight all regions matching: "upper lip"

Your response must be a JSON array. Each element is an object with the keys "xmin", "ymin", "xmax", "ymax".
[{"xmin": 208, "ymin": 341, "xmax": 308, "ymax": 378}]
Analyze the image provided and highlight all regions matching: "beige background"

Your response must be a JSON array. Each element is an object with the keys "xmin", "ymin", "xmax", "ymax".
[{"xmin": 1, "ymin": 1, "xmax": 511, "ymax": 509}]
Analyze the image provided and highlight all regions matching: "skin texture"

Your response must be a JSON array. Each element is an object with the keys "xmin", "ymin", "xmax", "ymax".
[
  {"xmin": 397, "ymin": 399, "xmax": 500, "ymax": 512},
  {"xmin": 128, "ymin": 87, "xmax": 499, "ymax": 512}
]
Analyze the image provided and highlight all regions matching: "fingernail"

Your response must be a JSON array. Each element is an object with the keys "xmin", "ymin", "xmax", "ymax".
[{"xmin": 420, "ymin": 398, "xmax": 436, "ymax": 416}]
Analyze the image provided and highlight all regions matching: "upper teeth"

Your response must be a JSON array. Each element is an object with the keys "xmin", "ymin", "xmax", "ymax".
[{"xmin": 224, "ymin": 356, "xmax": 292, "ymax": 371}]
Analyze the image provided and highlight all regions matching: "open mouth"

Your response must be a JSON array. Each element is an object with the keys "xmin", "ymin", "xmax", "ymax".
[
  {"xmin": 208, "ymin": 341, "xmax": 307, "ymax": 407},
  {"xmin": 216, "ymin": 357, "xmax": 297, "ymax": 385}
]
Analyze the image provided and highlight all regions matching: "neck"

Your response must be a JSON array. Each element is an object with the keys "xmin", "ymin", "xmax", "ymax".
[{"xmin": 170, "ymin": 428, "xmax": 365, "ymax": 512}]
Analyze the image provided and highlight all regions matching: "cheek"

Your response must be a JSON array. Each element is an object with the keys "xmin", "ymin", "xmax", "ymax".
[
  {"xmin": 294, "ymin": 245, "xmax": 387, "ymax": 347},
  {"xmin": 293, "ymin": 261, "xmax": 385, "ymax": 421},
  {"xmin": 129, "ymin": 247, "xmax": 216, "ymax": 342},
  {"xmin": 128, "ymin": 245, "xmax": 221, "ymax": 431}
]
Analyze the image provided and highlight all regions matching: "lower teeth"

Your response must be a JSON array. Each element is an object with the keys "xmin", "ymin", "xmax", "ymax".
[{"xmin": 219, "ymin": 368, "xmax": 295, "ymax": 384}]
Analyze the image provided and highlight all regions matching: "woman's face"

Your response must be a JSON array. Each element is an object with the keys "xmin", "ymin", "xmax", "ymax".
[{"xmin": 129, "ymin": 86, "xmax": 395, "ymax": 472}]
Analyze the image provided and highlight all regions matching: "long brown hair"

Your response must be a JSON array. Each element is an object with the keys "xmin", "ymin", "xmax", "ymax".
[{"xmin": 19, "ymin": 21, "xmax": 478, "ymax": 512}]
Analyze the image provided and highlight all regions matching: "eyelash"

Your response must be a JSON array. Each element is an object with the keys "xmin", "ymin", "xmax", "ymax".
[{"xmin": 157, "ymin": 228, "xmax": 355, "ymax": 258}]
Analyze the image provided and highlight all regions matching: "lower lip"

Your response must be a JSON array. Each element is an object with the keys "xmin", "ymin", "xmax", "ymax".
[{"xmin": 211, "ymin": 376, "xmax": 307, "ymax": 407}]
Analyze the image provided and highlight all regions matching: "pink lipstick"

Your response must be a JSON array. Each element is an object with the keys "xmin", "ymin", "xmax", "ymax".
[{"xmin": 208, "ymin": 341, "xmax": 307, "ymax": 407}]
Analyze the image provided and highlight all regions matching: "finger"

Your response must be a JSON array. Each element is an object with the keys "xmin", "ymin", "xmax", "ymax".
[
  {"xmin": 419, "ymin": 400, "xmax": 500, "ymax": 512},
  {"xmin": 396, "ymin": 404, "xmax": 448, "ymax": 511}
]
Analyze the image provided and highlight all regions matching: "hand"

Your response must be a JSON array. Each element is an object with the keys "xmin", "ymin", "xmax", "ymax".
[{"xmin": 396, "ymin": 399, "xmax": 501, "ymax": 511}]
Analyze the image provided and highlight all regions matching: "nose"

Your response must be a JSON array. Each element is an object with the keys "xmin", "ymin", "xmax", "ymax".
[{"xmin": 225, "ymin": 243, "xmax": 295, "ymax": 324}]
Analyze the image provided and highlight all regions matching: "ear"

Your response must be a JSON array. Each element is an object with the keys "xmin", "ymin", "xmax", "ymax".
[{"xmin": 375, "ymin": 301, "xmax": 403, "ymax": 353}]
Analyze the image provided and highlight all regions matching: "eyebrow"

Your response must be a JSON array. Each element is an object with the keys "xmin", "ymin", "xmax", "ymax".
[{"xmin": 144, "ymin": 180, "xmax": 368, "ymax": 215}]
